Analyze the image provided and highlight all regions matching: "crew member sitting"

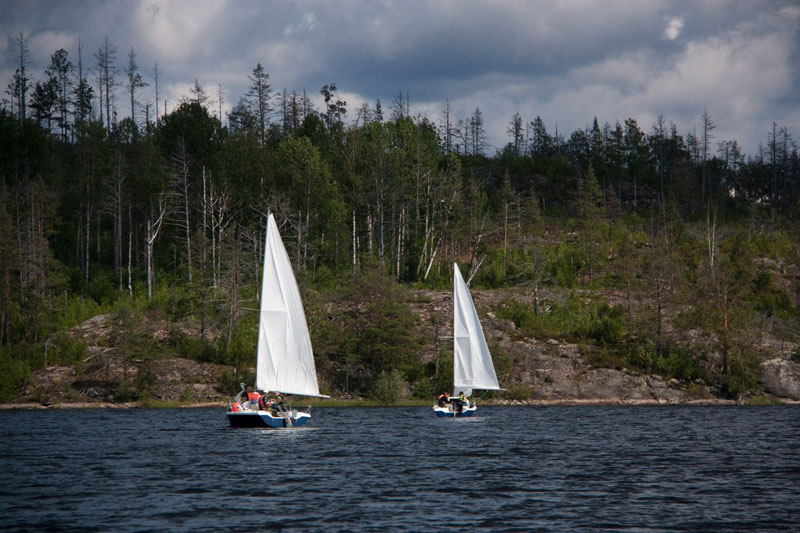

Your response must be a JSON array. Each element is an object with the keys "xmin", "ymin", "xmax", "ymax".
[
  {"xmin": 258, "ymin": 393, "xmax": 270, "ymax": 410},
  {"xmin": 455, "ymin": 391, "xmax": 466, "ymax": 413},
  {"xmin": 437, "ymin": 392, "xmax": 450, "ymax": 408}
]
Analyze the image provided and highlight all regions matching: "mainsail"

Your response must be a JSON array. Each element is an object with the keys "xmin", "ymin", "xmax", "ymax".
[
  {"xmin": 255, "ymin": 214, "xmax": 322, "ymax": 396},
  {"xmin": 453, "ymin": 264, "xmax": 501, "ymax": 397}
]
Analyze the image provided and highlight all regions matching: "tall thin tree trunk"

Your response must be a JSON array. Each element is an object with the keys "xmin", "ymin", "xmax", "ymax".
[{"xmin": 352, "ymin": 208, "xmax": 357, "ymax": 273}]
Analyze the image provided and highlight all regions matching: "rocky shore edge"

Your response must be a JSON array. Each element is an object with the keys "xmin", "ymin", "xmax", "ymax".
[{"xmin": 3, "ymin": 397, "xmax": 797, "ymax": 410}]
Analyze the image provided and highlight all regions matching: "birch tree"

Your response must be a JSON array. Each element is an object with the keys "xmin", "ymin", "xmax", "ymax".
[
  {"xmin": 145, "ymin": 193, "xmax": 167, "ymax": 299},
  {"xmin": 169, "ymin": 140, "xmax": 193, "ymax": 282}
]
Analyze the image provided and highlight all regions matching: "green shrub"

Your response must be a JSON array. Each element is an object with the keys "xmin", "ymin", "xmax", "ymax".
[
  {"xmin": 661, "ymin": 345, "xmax": 702, "ymax": 382},
  {"xmin": 504, "ymin": 384, "xmax": 531, "ymax": 401},
  {"xmin": 747, "ymin": 394, "xmax": 781, "ymax": 405},
  {"xmin": 371, "ymin": 369, "xmax": 406, "ymax": 405},
  {"xmin": 685, "ymin": 382, "xmax": 708, "ymax": 399},
  {"xmin": 622, "ymin": 340, "xmax": 658, "ymax": 374},
  {"xmin": 593, "ymin": 316, "xmax": 625, "ymax": 345},
  {"xmin": 410, "ymin": 378, "xmax": 433, "ymax": 399},
  {"xmin": 588, "ymin": 347, "xmax": 624, "ymax": 369},
  {"xmin": 0, "ymin": 350, "xmax": 31, "ymax": 402},
  {"xmin": 170, "ymin": 328, "xmax": 218, "ymax": 363},
  {"xmin": 114, "ymin": 381, "xmax": 139, "ymax": 403},
  {"xmin": 429, "ymin": 350, "xmax": 453, "ymax": 395},
  {"xmin": 752, "ymin": 230, "xmax": 792, "ymax": 259},
  {"xmin": 723, "ymin": 347, "xmax": 761, "ymax": 398},
  {"xmin": 218, "ymin": 369, "xmax": 254, "ymax": 397},
  {"xmin": 47, "ymin": 333, "xmax": 87, "ymax": 366}
]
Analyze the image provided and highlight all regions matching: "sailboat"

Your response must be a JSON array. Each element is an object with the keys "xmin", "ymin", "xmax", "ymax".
[
  {"xmin": 433, "ymin": 263, "xmax": 503, "ymax": 417},
  {"xmin": 226, "ymin": 213, "xmax": 328, "ymax": 428}
]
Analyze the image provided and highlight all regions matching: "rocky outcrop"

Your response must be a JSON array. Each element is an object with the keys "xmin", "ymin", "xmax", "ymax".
[
  {"xmin": 761, "ymin": 358, "xmax": 800, "ymax": 400},
  {"xmin": 9, "ymin": 286, "xmax": 800, "ymax": 406},
  {"xmin": 22, "ymin": 354, "xmax": 232, "ymax": 404}
]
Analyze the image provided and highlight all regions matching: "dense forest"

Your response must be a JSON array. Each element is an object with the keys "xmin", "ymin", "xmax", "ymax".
[{"xmin": 2, "ymin": 37, "xmax": 799, "ymax": 403}]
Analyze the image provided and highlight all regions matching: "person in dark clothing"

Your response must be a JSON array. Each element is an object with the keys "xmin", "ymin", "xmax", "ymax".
[
  {"xmin": 437, "ymin": 392, "xmax": 450, "ymax": 408},
  {"xmin": 454, "ymin": 391, "xmax": 465, "ymax": 413}
]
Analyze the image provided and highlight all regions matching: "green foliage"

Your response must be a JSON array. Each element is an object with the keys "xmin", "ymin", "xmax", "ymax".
[
  {"xmin": 410, "ymin": 378, "xmax": 433, "ymax": 399},
  {"xmin": 752, "ymin": 268, "xmax": 796, "ymax": 320},
  {"xmin": 621, "ymin": 340, "xmax": 652, "ymax": 372},
  {"xmin": 48, "ymin": 333, "xmax": 87, "ymax": 366},
  {"xmin": 504, "ymin": 384, "xmax": 532, "ymax": 401},
  {"xmin": 587, "ymin": 347, "xmax": 625, "ymax": 369},
  {"xmin": 752, "ymin": 231, "xmax": 792, "ymax": 259},
  {"xmin": 86, "ymin": 268, "xmax": 120, "ymax": 306},
  {"xmin": 660, "ymin": 345, "xmax": 703, "ymax": 382},
  {"xmin": 488, "ymin": 339, "xmax": 512, "ymax": 379},
  {"xmin": 496, "ymin": 294, "xmax": 625, "ymax": 346},
  {"xmin": 747, "ymin": 394, "xmax": 782, "ymax": 406},
  {"xmin": 3, "ymin": 75, "xmax": 800, "ymax": 406},
  {"xmin": 618, "ymin": 339, "xmax": 704, "ymax": 382},
  {"xmin": 429, "ymin": 350, "xmax": 454, "ymax": 396},
  {"xmin": 0, "ymin": 349, "xmax": 31, "ymax": 402},
  {"xmin": 548, "ymin": 243, "xmax": 583, "ymax": 288},
  {"xmin": 593, "ymin": 315, "xmax": 625, "ymax": 346},
  {"xmin": 372, "ymin": 369, "xmax": 406, "ymax": 405},
  {"xmin": 54, "ymin": 295, "xmax": 104, "ymax": 330},
  {"xmin": 224, "ymin": 314, "xmax": 259, "ymax": 369},
  {"xmin": 114, "ymin": 381, "xmax": 139, "ymax": 403},
  {"xmin": 169, "ymin": 328, "xmax": 218, "ymax": 363},
  {"xmin": 319, "ymin": 267, "xmax": 421, "ymax": 396},
  {"xmin": 722, "ymin": 347, "xmax": 762, "ymax": 398},
  {"xmin": 218, "ymin": 369, "xmax": 255, "ymax": 397}
]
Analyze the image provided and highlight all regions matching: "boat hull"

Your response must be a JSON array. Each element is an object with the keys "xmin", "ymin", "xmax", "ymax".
[
  {"xmin": 433, "ymin": 404, "xmax": 477, "ymax": 417},
  {"xmin": 226, "ymin": 410, "xmax": 311, "ymax": 428}
]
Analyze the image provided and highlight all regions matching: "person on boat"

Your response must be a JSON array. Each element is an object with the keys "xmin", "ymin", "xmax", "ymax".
[
  {"xmin": 273, "ymin": 392, "xmax": 286, "ymax": 410},
  {"xmin": 437, "ymin": 392, "xmax": 450, "ymax": 408},
  {"xmin": 258, "ymin": 393, "xmax": 270, "ymax": 410},
  {"xmin": 247, "ymin": 387, "xmax": 260, "ymax": 410},
  {"xmin": 454, "ymin": 391, "xmax": 466, "ymax": 413}
]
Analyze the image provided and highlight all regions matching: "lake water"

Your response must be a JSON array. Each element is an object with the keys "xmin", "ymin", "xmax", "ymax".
[{"xmin": 1, "ymin": 405, "xmax": 798, "ymax": 531}]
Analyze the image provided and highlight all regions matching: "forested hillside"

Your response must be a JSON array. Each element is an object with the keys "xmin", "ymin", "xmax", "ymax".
[{"xmin": 2, "ymin": 46, "xmax": 799, "ymax": 404}]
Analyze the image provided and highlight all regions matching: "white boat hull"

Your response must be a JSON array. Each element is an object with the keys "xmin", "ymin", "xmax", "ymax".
[{"xmin": 432, "ymin": 403, "xmax": 477, "ymax": 417}]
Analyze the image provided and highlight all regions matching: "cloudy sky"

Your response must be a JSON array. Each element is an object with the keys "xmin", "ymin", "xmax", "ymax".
[{"xmin": 2, "ymin": 0, "xmax": 799, "ymax": 156}]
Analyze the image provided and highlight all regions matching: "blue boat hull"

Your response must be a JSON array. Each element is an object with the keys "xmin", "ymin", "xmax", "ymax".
[{"xmin": 226, "ymin": 410, "xmax": 310, "ymax": 428}]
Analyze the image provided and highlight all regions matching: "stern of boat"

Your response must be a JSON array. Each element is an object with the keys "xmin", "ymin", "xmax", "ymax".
[
  {"xmin": 226, "ymin": 405, "xmax": 312, "ymax": 428},
  {"xmin": 432, "ymin": 403, "xmax": 477, "ymax": 417}
]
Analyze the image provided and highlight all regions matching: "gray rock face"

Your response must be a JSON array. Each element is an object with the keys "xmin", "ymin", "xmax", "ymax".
[{"xmin": 761, "ymin": 359, "xmax": 800, "ymax": 400}]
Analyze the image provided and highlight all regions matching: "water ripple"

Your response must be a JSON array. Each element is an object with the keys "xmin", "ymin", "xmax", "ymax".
[{"xmin": 1, "ymin": 405, "xmax": 799, "ymax": 531}]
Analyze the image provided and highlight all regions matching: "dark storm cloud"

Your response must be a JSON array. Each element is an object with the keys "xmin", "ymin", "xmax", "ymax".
[{"xmin": 2, "ymin": 0, "xmax": 798, "ymax": 155}]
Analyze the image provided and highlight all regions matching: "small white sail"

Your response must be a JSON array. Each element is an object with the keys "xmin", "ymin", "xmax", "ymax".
[
  {"xmin": 453, "ymin": 263, "xmax": 501, "ymax": 397},
  {"xmin": 255, "ymin": 214, "xmax": 322, "ymax": 397}
]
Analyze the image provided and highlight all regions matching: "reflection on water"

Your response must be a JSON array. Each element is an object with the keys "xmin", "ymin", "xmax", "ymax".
[{"xmin": 1, "ymin": 406, "xmax": 799, "ymax": 531}]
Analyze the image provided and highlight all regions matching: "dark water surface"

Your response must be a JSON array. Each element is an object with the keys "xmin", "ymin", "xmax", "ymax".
[{"xmin": 1, "ymin": 406, "xmax": 799, "ymax": 531}]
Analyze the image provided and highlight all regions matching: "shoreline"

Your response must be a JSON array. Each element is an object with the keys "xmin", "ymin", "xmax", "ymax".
[{"xmin": 2, "ymin": 397, "xmax": 797, "ymax": 410}]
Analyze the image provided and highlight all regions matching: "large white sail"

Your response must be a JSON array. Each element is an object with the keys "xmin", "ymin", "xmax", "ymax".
[
  {"xmin": 453, "ymin": 263, "xmax": 501, "ymax": 397},
  {"xmin": 254, "ymin": 214, "xmax": 321, "ymax": 396}
]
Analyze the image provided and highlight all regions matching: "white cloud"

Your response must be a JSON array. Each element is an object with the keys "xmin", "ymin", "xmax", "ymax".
[
  {"xmin": 665, "ymin": 17, "xmax": 683, "ymax": 40},
  {"xmin": 132, "ymin": 0, "xmax": 230, "ymax": 61},
  {"xmin": 27, "ymin": 31, "xmax": 75, "ymax": 73},
  {"xmin": 284, "ymin": 11, "xmax": 317, "ymax": 36}
]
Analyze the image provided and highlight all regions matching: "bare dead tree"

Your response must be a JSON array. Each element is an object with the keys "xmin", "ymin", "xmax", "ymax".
[{"xmin": 145, "ymin": 193, "xmax": 167, "ymax": 299}]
